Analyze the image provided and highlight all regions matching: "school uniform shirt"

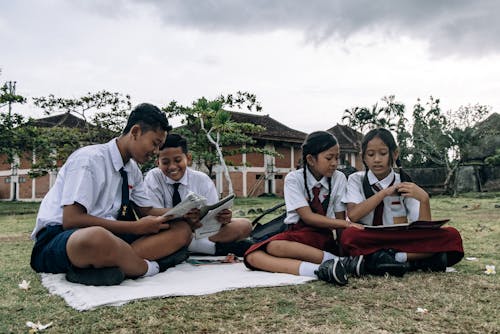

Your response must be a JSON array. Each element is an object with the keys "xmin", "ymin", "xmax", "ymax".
[
  {"xmin": 343, "ymin": 169, "xmax": 420, "ymax": 226},
  {"xmin": 31, "ymin": 138, "xmax": 151, "ymax": 240},
  {"xmin": 144, "ymin": 167, "xmax": 219, "ymax": 208},
  {"xmin": 284, "ymin": 168, "xmax": 347, "ymax": 224}
]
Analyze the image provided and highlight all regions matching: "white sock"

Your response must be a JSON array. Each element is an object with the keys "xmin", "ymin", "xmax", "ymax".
[
  {"xmin": 395, "ymin": 252, "xmax": 408, "ymax": 263},
  {"xmin": 298, "ymin": 261, "xmax": 320, "ymax": 277},
  {"xmin": 188, "ymin": 237, "xmax": 216, "ymax": 255},
  {"xmin": 141, "ymin": 260, "xmax": 160, "ymax": 277},
  {"xmin": 322, "ymin": 251, "xmax": 336, "ymax": 263}
]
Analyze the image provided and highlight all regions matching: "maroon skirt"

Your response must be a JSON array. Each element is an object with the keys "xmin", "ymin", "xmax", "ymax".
[
  {"xmin": 244, "ymin": 221, "xmax": 337, "ymax": 269},
  {"xmin": 340, "ymin": 226, "xmax": 464, "ymax": 266}
]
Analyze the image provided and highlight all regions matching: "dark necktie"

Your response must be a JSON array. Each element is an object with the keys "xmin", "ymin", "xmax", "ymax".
[
  {"xmin": 172, "ymin": 183, "xmax": 181, "ymax": 207},
  {"xmin": 310, "ymin": 186, "xmax": 325, "ymax": 215},
  {"xmin": 371, "ymin": 176, "xmax": 396, "ymax": 226},
  {"xmin": 119, "ymin": 168, "xmax": 129, "ymax": 217}
]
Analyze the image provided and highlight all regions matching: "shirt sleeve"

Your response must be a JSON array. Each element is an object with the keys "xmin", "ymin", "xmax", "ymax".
[
  {"xmin": 404, "ymin": 197, "xmax": 421, "ymax": 223},
  {"xmin": 327, "ymin": 171, "xmax": 347, "ymax": 217},
  {"xmin": 143, "ymin": 169, "xmax": 166, "ymax": 208},
  {"xmin": 197, "ymin": 173, "xmax": 219, "ymax": 205},
  {"xmin": 343, "ymin": 173, "xmax": 366, "ymax": 204},
  {"xmin": 60, "ymin": 157, "xmax": 98, "ymax": 212},
  {"xmin": 284, "ymin": 172, "xmax": 309, "ymax": 212}
]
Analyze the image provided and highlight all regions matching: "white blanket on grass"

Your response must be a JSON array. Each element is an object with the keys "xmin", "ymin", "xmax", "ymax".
[{"xmin": 41, "ymin": 257, "xmax": 316, "ymax": 311}]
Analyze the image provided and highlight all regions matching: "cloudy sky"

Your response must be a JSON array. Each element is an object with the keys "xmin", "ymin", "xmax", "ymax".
[{"xmin": 1, "ymin": 0, "xmax": 499, "ymax": 132}]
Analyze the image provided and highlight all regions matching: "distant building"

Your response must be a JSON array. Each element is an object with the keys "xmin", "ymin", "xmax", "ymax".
[{"xmin": 0, "ymin": 111, "xmax": 364, "ymax": 200}]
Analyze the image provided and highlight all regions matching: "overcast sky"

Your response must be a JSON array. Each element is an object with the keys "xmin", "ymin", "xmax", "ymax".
[{"xmin": 1, "ymin": 0, "xmax": 499, "ymax": 132}]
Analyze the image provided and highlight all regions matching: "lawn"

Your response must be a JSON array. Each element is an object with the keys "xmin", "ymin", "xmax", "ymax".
[{"xmin": 0, "ymin": 194, "xmax": 498, "ymax": 333}]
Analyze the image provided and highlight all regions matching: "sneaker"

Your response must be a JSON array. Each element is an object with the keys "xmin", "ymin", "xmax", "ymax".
[
  {"xmin": 66, "ymin": 266, "xmax": 125, "ymax": 286},
  {"xmin": 340, "ymin": 255, "xmax": 365, "ymax": 277},
  {"xmin": 314, "ymin": 258, "xmax": 348, "ymax": 286},
  {"xmin": 365, "ymin": 249, "xmax": 408, "ymax": 277},
  {"xmin": 410, "ymin": 252, "xmax": 447, "ymax": 272},
  {"xmin": 215, "ymin": 239, "xmax": 254, "ymax": 257},
  {"xmin": 157, "ymin": 247, "xmax": 189, "ymax": 272}
]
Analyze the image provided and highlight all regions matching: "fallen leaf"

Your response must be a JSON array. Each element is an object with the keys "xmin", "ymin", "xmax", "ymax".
[
  {"xmin": 416, "ymin": 307, "xmax": 429, "ymax": 314},
  {"xmin": 446, "ymin": 267, "xmax": 457, "ymax": 273},
  {"xmin": 26, "ymin": 321, "xmax": 53, "ymax": 332},
  {"xmin": 484, "ymin": 265, "xmax": 496, "ymax": 275},
  {"xmin": 18, "ymin": 280, "xmax": 30, "ymax": 290},
  {"xmin": 465, "ymin": 257, "xmax": 478, "ymax": 261}
]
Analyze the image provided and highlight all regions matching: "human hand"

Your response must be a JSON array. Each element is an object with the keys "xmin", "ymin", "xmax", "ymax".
[
  {"xmin": 216, "ymin": 209, "xmax": 232, "ymax": 225},
  {"xmin": 183, "ymin": 208, "xmax": 202, "ymax": 230},
  {"xmin": 396, "ymin": 182, "xmax": 429, "ymax": 202},
  {"xmin": 135, "ymin": 215, "xmax": 171, "ymax": 234}
]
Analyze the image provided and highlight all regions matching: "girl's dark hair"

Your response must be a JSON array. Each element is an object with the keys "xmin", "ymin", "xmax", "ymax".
[
  {"xmin": 161, "ymin": 133, "xmax": 188, "ymax": 153},
  {"xmin": 301, "ymin": 131, "xmax": 338, "ymax": 203},
  {"xmin": 122, "ymin": 103, "xmax": 172, "ymax": 135},
  {"xmin": 361, "ymin": 128, "xmax": 412, "ymax": 183}
]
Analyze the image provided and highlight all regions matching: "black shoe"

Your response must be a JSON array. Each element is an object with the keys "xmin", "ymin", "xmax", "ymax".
[
  {"xmin": 340, "ymin": 255, "xmax": 365, "ymax": 277},
  {"xmin": 66, "ymin": 266, "xmax": 125, "ymax": 286},
  {"xmin": 157, "ymin": 247, "xmax": 189, "ymax": 272},
  {"xmin": 215, "ymin": 239, "xmax": 254, "ymax": 257},
  {"xmin": 314, "ymin": 258, "xmax": 348, "ymax": 286},
  {"xmin": 365, "ymin": 249, "xmax": 408, "ymax": 277},
  {"xmin": 410, "ymin": 252, "xmax": 447, "ymax": 272}
]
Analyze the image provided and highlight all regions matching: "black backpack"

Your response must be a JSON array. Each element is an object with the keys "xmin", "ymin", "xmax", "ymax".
[{"xmin": 250, "ymin": 202, "xmax": 287, "ymax": 242}]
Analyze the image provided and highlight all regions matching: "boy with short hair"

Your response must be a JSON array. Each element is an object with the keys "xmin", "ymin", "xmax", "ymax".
[
  {"xmin": 144, "ymin": 134, "xmax": 253, "ymax": 256},
  {"xmin": 30, "ymin": 103, "xmax": 193, "ymax": 286}
]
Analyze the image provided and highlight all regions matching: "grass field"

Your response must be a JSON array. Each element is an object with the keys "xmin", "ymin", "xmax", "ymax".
[{"xmin": 0, "ymin": 194, "xmax": 498, "ymax": 333}]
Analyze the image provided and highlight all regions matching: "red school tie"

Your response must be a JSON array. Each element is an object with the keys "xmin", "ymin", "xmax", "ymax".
[
  {"xmin": 371, "ymin": 183, "xmax": 384, "ymax": 226},
  {"xmin": 371, "ymin": 176, "xmax": 396, "ymax": 226},
  {"xmin": 310, "ymin": 186, "xmax": 325, "ymax": 215}
]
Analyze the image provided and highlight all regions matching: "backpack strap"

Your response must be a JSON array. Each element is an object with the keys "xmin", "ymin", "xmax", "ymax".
[{"xmin": 362, "ymin": 172, "xmax": 375, "ymax": 199}]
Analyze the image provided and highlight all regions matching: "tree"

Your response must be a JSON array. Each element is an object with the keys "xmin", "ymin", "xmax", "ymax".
[
  {"xmin": 410, "ymin": 97, "xmax": 490, "ymax": 194},
  {"xmin": 0, "ymin": 80, "xmax": 28, "ymax": 164},
  {"xmin": 163, "ymin": 92, "xmax": 279, "ymax": 195},
  {"xmin": 342, "ymin": 95, "xmax": 411, "ymax": 163},
  {"xmin": 27, "ymin": 91, "xmax": 132, "ymax": 176}
]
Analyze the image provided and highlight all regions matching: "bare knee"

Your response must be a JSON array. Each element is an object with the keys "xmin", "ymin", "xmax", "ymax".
[
  {"xmin": 231, "ymin": 218, "xmax": 252, "ymax": 239},
  {"xmin": 266, "ymin": 240, "xmax": 288, "ymax": 256},
  {"xmin": 245, "ymin": 250, "xmax": 264, "ymax": 269},
  {"xmin": 67, "ymin": 226, "xmax": 121, "ymax": 265},
  {"xmin": 168, "ymin": 221, "xmax": 193, "ymax": 247}
]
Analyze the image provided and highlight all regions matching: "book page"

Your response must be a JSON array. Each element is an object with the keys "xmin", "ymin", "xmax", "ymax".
[
  {"xmin": 364, "ymin": 219, "xmax": 449, "ymax": 230},
  {"xmin": 194, "ymin": 195, "xmax": 234, "ymax": 239},
  {"xmin": 162, "ymin": 192, "xmax": 207, "ymax": 218}
]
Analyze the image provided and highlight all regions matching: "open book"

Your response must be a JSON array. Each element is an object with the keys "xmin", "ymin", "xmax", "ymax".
[
  {"xmin": 364, "ymin": 219, "xmax": 450, "ymax": 231},
  {"xmin": 195, "ymin": 194, "xmax": 235, "ymax": 239},
  {"xmin": 163, "ymin": 193, "xmax": 235, "ymax": 239}
]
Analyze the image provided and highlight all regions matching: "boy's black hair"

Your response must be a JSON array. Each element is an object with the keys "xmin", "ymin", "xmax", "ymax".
[
  {"xmin": 301, "ymin": 131, "xmax": 338, "ymax": 206},
  {"xmin": 122, "ymin": 103, "xmax": 172, "ymax": 135},
  {"xmin": 361, "ymin": 128, "xmax": 412, "ymax": 196},
  {"xmin": 160, "ymin": 133, "xmax": 188, "ymax": 153}
]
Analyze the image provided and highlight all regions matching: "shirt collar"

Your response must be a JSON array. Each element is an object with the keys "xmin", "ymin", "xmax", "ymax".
[
  {"xmin": 305, "ymin": 167, "xmax": 330, "ymax": 191},
  {"xmin": 109, "ymin": 138, "xmax": 126, "ymax": 172},
  {"xmin": 164, "ymin": 168, "xmax": 189, "ymax": 186},
  {"xmin": 367, "ymin": 169, "xmax": 395, "ymax": 189}
]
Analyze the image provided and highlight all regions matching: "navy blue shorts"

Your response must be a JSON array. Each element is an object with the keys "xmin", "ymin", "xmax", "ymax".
[{"xmin": 30, "ymin": 225, "xmax": 142, "ymax": 274}]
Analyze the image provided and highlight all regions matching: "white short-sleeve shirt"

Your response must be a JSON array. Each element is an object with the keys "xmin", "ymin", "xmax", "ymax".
[
  {"xmin": 144, "ymin": 167, "xmax": 219, "ymax": 208},
  {"xmin": 31, "ymin": 138, "xmax": 151, "ymax": 240},
  {"xmin": 284, "ymin": 168, "xmax": 347, "ymax": 224},
  {"xmin": 343, "ymin": 169, "xmax": 420, "ymax": 226}
]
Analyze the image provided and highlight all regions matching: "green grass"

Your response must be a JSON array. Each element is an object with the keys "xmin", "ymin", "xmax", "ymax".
[{"xmin": 0, "ymin": 195, "xmax": 499, "ymax": 333}]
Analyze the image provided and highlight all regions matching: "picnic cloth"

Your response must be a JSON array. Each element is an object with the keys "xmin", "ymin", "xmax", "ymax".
[{"xmin": 40, "ymin": 257, "xmax": 316, "ymax": 311}]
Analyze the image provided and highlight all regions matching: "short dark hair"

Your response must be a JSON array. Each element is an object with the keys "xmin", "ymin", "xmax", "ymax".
[
  {"xmin": 161, "ymin": 133, "xmax": 188, "ymax": 153},
  {"xmin": 122, "ymin": 103, "xmax": 172, "ymax": 134}
]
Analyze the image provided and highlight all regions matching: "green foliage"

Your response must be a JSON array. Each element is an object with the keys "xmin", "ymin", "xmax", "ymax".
[
  {"xmin": 485, "ymin": 149, "xmax": 500, "ymax": 166},
  {"xmin": 163, "ymin": 92, "xmax": 277, "ymax": 177},
  {"xmin": 342, "ymin": 95, "xmax": 411, "ymax": 163}
]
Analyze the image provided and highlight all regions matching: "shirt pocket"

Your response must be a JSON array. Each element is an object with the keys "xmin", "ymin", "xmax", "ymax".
[{"xmin": 389, "ymin": 196, "xmax": 408, "ymax": 224}]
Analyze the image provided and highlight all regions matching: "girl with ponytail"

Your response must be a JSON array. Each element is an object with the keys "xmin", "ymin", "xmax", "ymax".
[
  {"xmin": 341, "ymin": 128, "xmax": 464, "ymax": 276},
  {"xmin": 244, "ymin": 131, "xmax": 365, "ymax": 286}
]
